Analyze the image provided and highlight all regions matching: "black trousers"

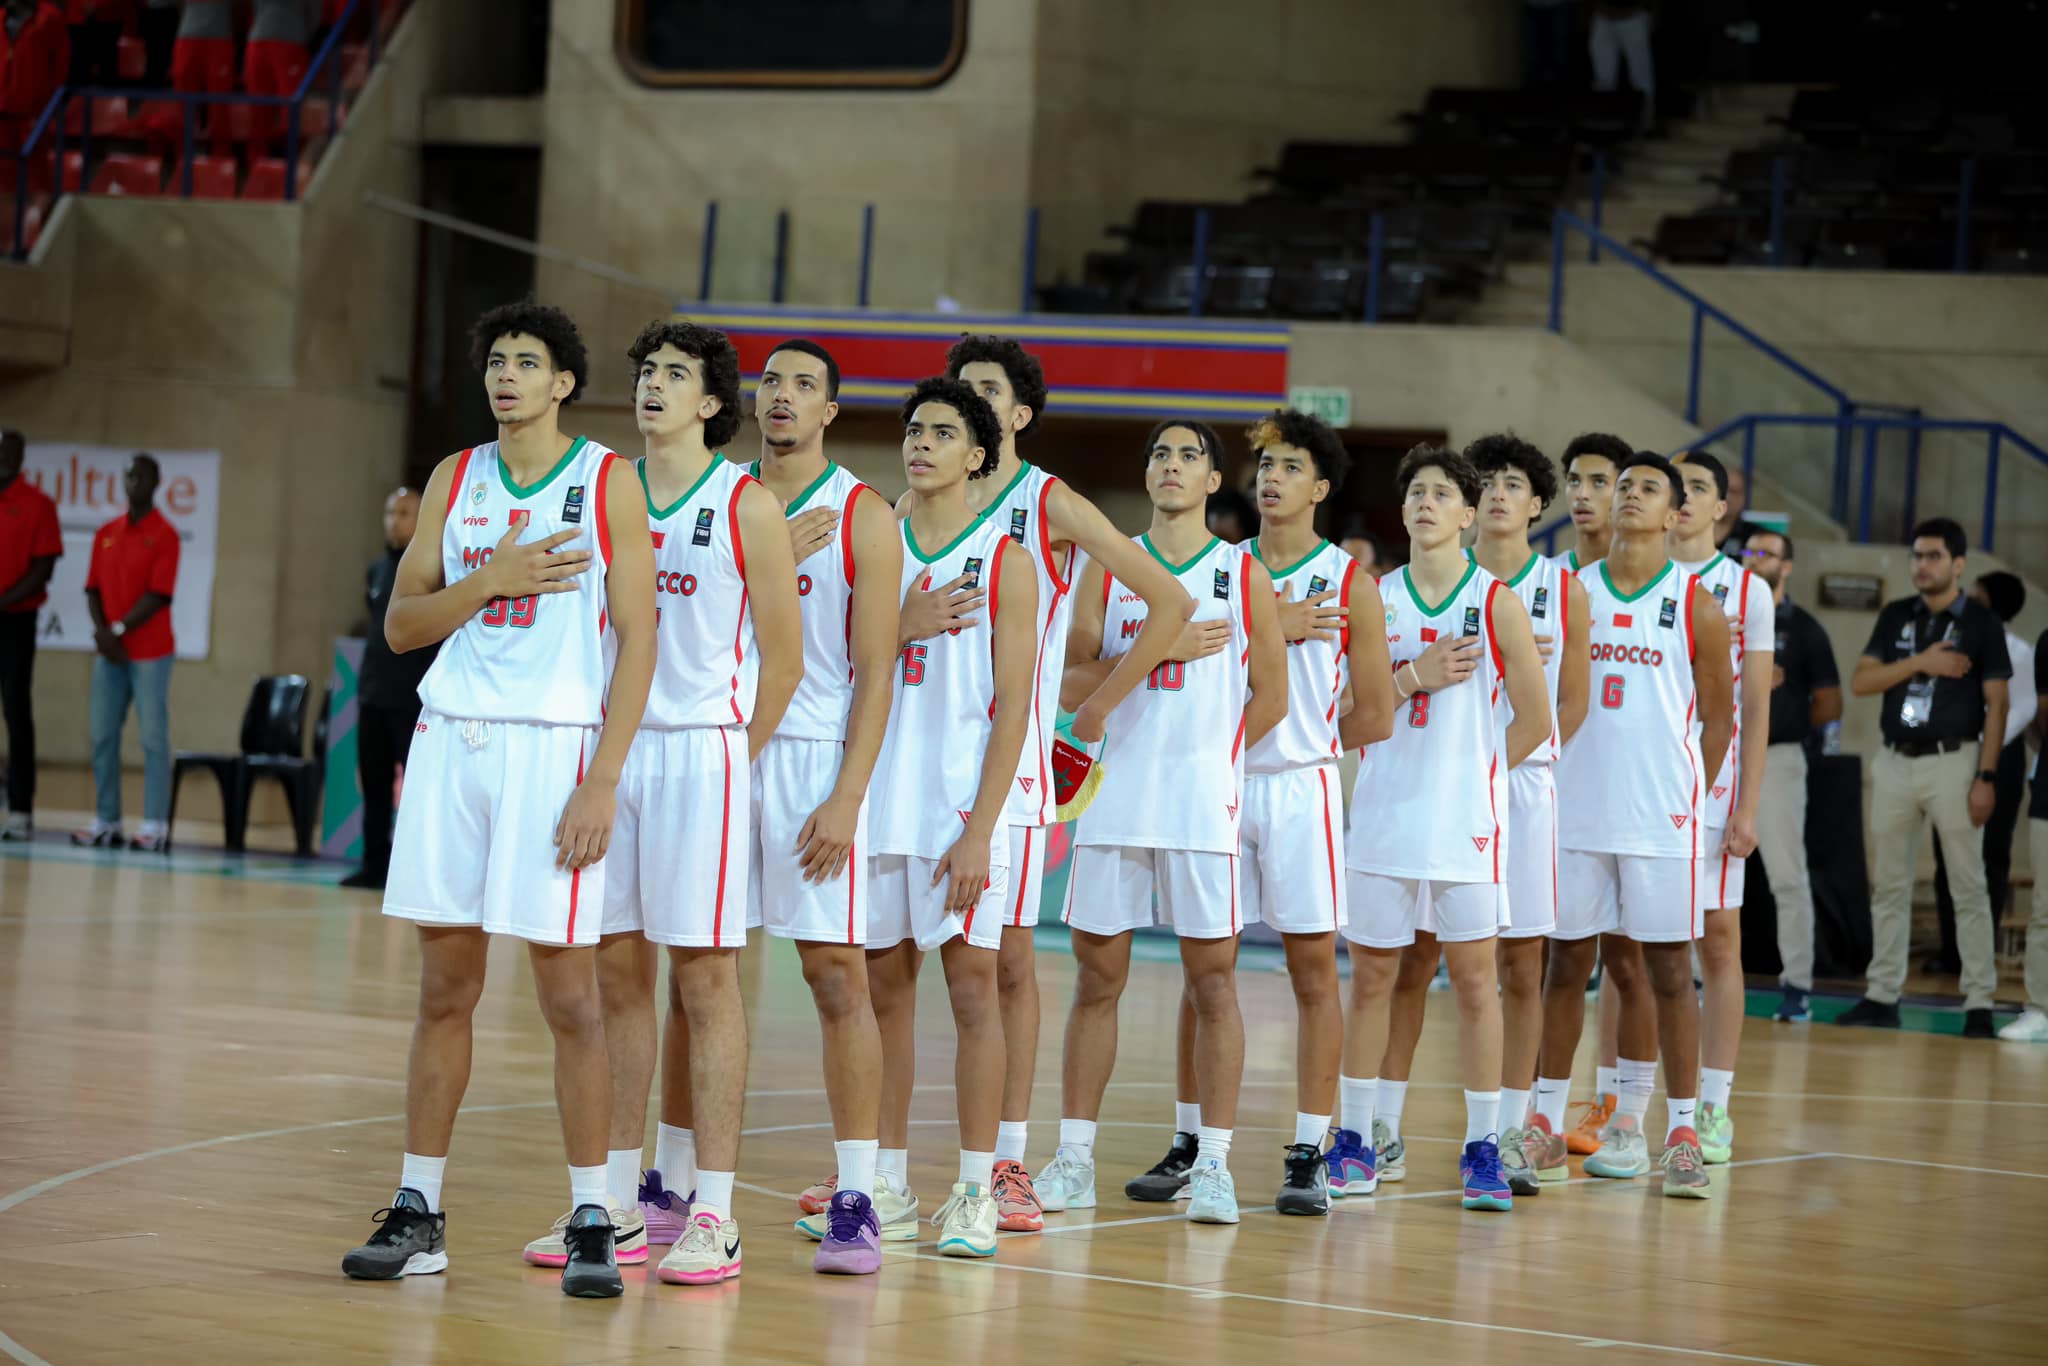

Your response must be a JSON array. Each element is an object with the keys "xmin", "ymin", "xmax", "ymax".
[
  {"xmin": 355, "ymin": 699, "xmax": 421, "ymax": 876},
  {"xmin": 68, "ymin": 18, "xmax": 124, "ymax": 87},
  {"xmin": 0, "ymin": 612, "xmax": 35, "ymax": 813},
  {"xmin": 139, "ymin": 5, "xmax": 179, "ymax": 88},
  {"xmin": 1932, "ymin": 735, "xmax": 2028, "ymax": 968}
]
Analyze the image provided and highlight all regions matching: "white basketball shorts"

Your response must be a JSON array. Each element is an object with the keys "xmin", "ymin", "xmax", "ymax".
[
  {"xmin": 869, "ymin": 837, "xmax": 1011, "ymax": 952},
  {"xmin": 997, "ymin": 823, "xmax": 1049, "ymax": 930},
  {"xmin": 1555, "ymin": 847, "xmax": 1701, "ymax": 943},
  {"xmin": 746, "ymin": 735, "xmax": 869, "ymax": 945},
  {"xmin": 1063, "ymin": 844, "xmax": 1242, "ymax": 940},
  {"xmin": 1241, "ymin": 764, "xmax": 1346, "ymax": 935},
  {"xmin": 1502, "ymin": 763, "xmax": 1558, "ymax": 939},
  {"xmin": 1696, "ymin": 825, "xmax": 1745, "ymax": 911},
  {"xmin": 601, "ymin": 726, "xmax": 749, "ymax": 948},
  {"xmin": 1346, "ymin": 871, "xmax": 1507, "ymax": 949},
  {"xmin": 384, "ymin": 710, "xmax": 605, "ymax": 947}
]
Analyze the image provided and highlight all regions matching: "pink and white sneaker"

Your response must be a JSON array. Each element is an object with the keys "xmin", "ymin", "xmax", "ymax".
[
  {"xmin": 638, "ymin": 1169, "xmax": 692, "ymax": 1245},
  {"xmin": 657, "ymin": 1211, "xmax": 741, "ymax": 1284}
]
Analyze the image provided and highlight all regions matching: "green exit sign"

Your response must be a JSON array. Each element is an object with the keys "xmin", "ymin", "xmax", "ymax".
[{"xmin": 1288, "ymin": 385, "xmax": 1352, "ymax": 429}]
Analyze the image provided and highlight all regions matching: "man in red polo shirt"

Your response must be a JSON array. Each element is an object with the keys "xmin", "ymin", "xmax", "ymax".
[
  {"xmin": 76, "ymin": 453, "xmax": 180, "ymax": 851},
  {"xmin": 0, "ymin": 428, "xmax": 61, "ymax": 840}
]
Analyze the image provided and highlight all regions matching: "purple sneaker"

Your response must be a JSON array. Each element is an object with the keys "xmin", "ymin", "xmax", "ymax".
[
  {"xmin": 638, "ymin": 1170, "xmax": 692, "ymax": 1246},
  {"xmin": 812, "ymin": 1190, "xmax": 882, "ymax": 1275}
]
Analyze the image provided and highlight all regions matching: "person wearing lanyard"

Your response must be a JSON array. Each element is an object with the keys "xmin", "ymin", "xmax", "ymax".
[
  {"xmin": 1741, "ymin": 530, "xmax": 1841, "ymax": 1024},
  {"xmin": 1841, "ymin": 518, "xmax": 2010, "ymax": 1037}
]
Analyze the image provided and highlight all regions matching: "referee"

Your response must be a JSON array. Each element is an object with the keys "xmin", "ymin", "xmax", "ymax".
[{"xmin": 1841, "ymin": 519, "xmax": 2010, "ymax": 1036}]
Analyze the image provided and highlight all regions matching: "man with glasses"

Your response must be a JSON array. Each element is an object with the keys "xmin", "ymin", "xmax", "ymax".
[{"xmin": 1740, "ymin": 530, "xmax": 1840, "ymax": 1022}]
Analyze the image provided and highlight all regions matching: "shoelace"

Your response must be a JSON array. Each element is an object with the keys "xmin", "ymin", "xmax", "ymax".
[
  {"xmin": 1188, "ymin": 1166, "xmax": 1228, "ymax": 1202},
  {"xmin": 1282, "ymin": 1145, "xmax": 1320, "ymax": 1188},
  {"xmin": 562, "ymin": 1218, "xmax": 613, "ymax": 1264},
  {"xmin": 929, "ymin": 1190, "xmax": 987, "ymax": 1228},
  {"xmin": 678, "ymin": 1216, "xmax": 721, "ymax": 1257},
  {"xmin": 1042, "ymin": 1151, "xmax": 1085, "ymax": 1189},
  {"xmin": 995, "ymin": 1165, "xmax": 1040, "ymax": 1205},
  {"xmin": 823, "ymin": 1195, "xmax": 873, "ymax": 1242},
  {"xmin": 1465, "ymin": 1145, "xmax": 1505, "ymax": 1185},
  {"xmin": 1662, "ymin": 1141, "xmax": 1702, "ymax": 1175},
  {"xmin": 364, "ymin": 1204, "xmax": 431, "ymax": 1247}
]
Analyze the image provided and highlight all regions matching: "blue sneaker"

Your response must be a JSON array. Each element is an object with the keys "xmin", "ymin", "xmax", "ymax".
[
  {"xmin": 1324, "ymin": 1127, "xmax": 1378, "ymax": 1196},
  {"xmin": 1460, "ymin": 1139, "xmax": 1512, "ymax": 1212}
]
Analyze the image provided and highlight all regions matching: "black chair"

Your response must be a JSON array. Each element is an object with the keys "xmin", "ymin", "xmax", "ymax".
[{"xmin": 169, "ymin": 674, "xmax": 321, "ymax": 855}]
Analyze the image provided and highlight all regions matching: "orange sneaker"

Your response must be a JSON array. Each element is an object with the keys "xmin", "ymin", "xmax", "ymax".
[
  {"xmin": 992, "ymin": 1159, "xmax": 1044, "ymax": 1232},
  {"xmin": 797, "ymin": 1174, "xmax": 838, "ymax": 1216},
  {"xmin": 1525, "ymin": 1113, "xmax": 1571, "ymax": 1182},
  {"xmin": 1565, "ymin": 1093, "xmax": 1616, "ymax": 1155}
]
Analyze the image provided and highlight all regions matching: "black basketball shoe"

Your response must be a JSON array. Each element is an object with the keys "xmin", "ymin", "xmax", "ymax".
[
  {"xmin": 560, "ymin": 1204, "xmax": 624, "ymax": 1298},
  {"xmin": 341, "ymin": 1188, "xmax": 447, "ymax": 1280}
]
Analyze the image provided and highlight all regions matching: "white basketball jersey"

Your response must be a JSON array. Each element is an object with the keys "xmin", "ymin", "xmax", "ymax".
[
  {"xmin": 1247, "ymin": 538, "xmax": 1357, "ymax": 774},
  {"xmin": 1479, "ymin": 549, "xmax": 1566, "ymax": 766},
  {"xmin": 419, "ymin": 438, "xmax": 620, "ymax": 726},
  {"xmin": 758, "ymin": 461, "xmax": 875, "ymax": 742},
  {"xmin": 869, "ymin": 516, "xmax": 1015, "ymax": 860},
  {"xmin": 1677, "ymin": 553, "xmax": 1771, "ymax": 828},
  {"xmin": 1558, "ymin": 560, "xmax": 1705, "ymax": 858},
  {"xmin": 1074, "ymin": 535, "xmax": 1252, "ymax": 855},
  {"xmin": 1347, "ymin": 561, "xmax": 1509, "ymax": 884},
  {"xmin": 639, "ymin": 457, "xmax": 758, "ymax": 729},
  {"xmin": 979, "ymin": 462, "xmax": 1078, "ymax": 826}
]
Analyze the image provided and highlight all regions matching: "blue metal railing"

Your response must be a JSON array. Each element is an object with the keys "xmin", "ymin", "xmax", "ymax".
[{"xmin": 6, "ymin": 0, "xmax": 384, "ymax": 259}]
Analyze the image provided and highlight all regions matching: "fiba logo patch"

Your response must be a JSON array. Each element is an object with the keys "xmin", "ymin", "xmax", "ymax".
[
  {"xmin": 692, "ymin": 506, "xmax": 715, "ymax": 547},
  {"xmin": 1009, "ymin": 507, "xmax": 1028, "ymax": 544},
  {"xmin": 1659, "ymin": 597, "xmax": 1678, "ymax": 629},
  {"xmin": 468, "ymin": 482, "xmax": 487, "ymax": 507},
  {"xmin": 562, "ymin": 484, "xmax": 586, "ymax": 525},
  {"xmin": 1532, "ymin": 585, "xmax": 1549, "ymax": 619},
  {"xmin": 1308, "ymin": 575, "xmax": 1329, "ymax": 595},
  {"xmin": 1712, "ymin": 582, "xmax": 1730, "ymax": 604},
  {"xmin": 962, "ymin": 556, "xmax": 984, "ymax": 589},
  {"xmin": 1213, "ymin": 568, "xmax": 1232, "ymax": 600},
  {"xmin": 1462, "ymin": 605, "xmax": 1481, "ymax": 637}
]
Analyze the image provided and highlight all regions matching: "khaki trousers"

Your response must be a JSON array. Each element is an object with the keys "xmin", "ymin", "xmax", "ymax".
[{"xmin": 1865, "ymin": 746, "xmax": 1997, "ymax": 1011}]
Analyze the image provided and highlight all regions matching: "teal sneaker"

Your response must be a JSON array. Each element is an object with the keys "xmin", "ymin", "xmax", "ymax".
[
  {"xmin": 1186, "ymin": 1162, "xmax": 1240, "ymax": 1224},
  {"xmin": 1459, "ymin": 1139, "xmax": 1513, "ymax": 1212},
  {"xmin": 1372, "ymin": 1117, "xmax": 1406, "ymax": 1183},
  {"xmin": 1697, "ymin": 1102, "xmax": 1734, "ymax": 1165}
]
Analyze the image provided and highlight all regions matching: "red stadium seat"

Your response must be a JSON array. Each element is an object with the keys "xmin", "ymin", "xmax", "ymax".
[
  {"xmin": 63, "ymin": 97, "xmax": 134, "ymax": 140},
  {"xmin": 118, "ymin": 35, "xmax": 147, "ymax": 83},
  {"xmin": 169, "ymin": 155, "xmax": 239, "ymax": 199},
  {"xmin": 340, "ymin": 43, "xmax": 370, "ymax": 94},
  {"xmin": 240, "ymin": 156, "xmax": 312, "ymax": 200},
  {"xmin": 90, "ymin": 153, "xmax": 164, "ymax": 197}
]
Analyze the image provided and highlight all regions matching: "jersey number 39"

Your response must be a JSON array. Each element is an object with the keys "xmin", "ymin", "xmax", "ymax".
[{"xmin": 481, "ymin": 595, "xmax": 537, "ymax": 629}]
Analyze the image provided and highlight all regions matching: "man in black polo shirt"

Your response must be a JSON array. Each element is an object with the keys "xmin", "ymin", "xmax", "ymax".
[
  {"xmin": 1841, "ymin": 518, "xmax": 2010, "ymax": 1036},
  {"xmin": 341, "ymin": 486, "xmax": 438, "ymax": 890},
  {"xmin": 1742, "ymin": 530, "xmax": 1841, "ymax": 1023}
]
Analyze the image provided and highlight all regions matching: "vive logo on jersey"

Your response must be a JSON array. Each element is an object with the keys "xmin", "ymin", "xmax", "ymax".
[
  {"xmin": 692, "ymin": 506, "xmax": 715, "ymax": 546},
  {"xmin": 562, "ymin": 485, "xmax": 586, "ymax": 525},
  {"xmin": 461, "ymin": 514, "xmax": 489, "ymax": 527},
  {"xmin": 1308, "ymin": 575, "xmax": 1329, "ymax": 596},
  {"xmin": 1712, "ymin": 582, "xmax": 1730, "ymax": 604},
  {"xmin": 1462, "ymin": 605, "xmax": 1481, "ymax": 637},
  {"xmin": 1213, "ymin": 568, "xmax": 1232, "ymax": 600},
  {"xmin": 963, "ymin": 556, "xmax": 984, "ymax": 589},
  {"xmin": 1009, "ymin": 506, "xmax": 1028, "ymax": 544},
  {"xmin": 1659, "ymin": 597, "xmax": 1678, "ymax": 629},
  {"xmin": 1532, "ymin": 586, "xmax": 1549, "ymax": 619}
]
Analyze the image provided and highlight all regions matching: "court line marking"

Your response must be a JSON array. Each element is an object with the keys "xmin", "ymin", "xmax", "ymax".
[
  {"xmin": 887, "ymin": 1248, "xmax": 1822, "ymax": 1366},
  {"xmin": 1817, "ymin": 1151, "xmax": 2048, "ymax": 1180}
]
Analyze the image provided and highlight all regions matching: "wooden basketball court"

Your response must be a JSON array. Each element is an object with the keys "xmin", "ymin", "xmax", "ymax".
[{"xmin": 2, "ymin": 844, "xmax": 2043, "ymax": 1366}]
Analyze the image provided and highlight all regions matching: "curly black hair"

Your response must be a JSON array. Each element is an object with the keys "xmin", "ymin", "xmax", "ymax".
[
  {"xmin": 1620, "ymin": 450, "xmax": 1687, "ymax": 511},
  {"xmin": 901, "ymin": 377, "xmax": 1004, "ymax": 480},
  {"xmin": 945, "ymin": 334, "xmax": 1048, "ymax": 439},
  {"xmin": 627, "ymin": 320, "xmax": 743, "ymax": 449},
  {"xmin": 1393, "ymin": 443, "xmax": 1481, "ymax": 507},
  {"xmin": 469, "ymin": 300, "xmax": 588, "ymax": 405},
  {"xmin": 1561, "ymin": 431, "xmax": 1633, "ymax": 467},
  {"xmin": 1464, "ymin": 431, "xmax": 1558, "ymax": 515},
  {"xmin": 1247, "ymin": 407, "xmax": 1349, "ymax": 491}
]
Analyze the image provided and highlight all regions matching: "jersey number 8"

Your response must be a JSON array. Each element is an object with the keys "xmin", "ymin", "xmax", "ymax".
[
  {"xmin": 1407, "ymin": 691, "xmax": 1430, "ymax": 727},
  {"xmin": 1600, "ymin": 673, "xmax": 1625, "ymax": 709},
  {"xmin": 481, "ymin": 595, "xmax": 537, "ymax": 629}
]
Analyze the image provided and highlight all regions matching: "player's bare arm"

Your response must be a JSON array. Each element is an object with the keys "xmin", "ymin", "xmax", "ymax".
[
  {"xmin": 1556, "ymin": 575, "xmax": 1592, "ymax": 747},
  {"xmin": 554, "ymin": 460, "xmax": 656, "ymax": 871},
  {"xmin": 799, "ymin": 488, "xmax": 902, "ymax": 883},
  {"xmin": 937, "ymin": 539, "xmax": 1039, "ymax": 913},
  {"xmin": 1046, "ymin": 482, "xmax": 1195, "ymax": 740},
  {"xmin": 1059, "ymin": 559, "xmax": 1117, "ymax": 711},
  {"xmin": 1691, "ymin": 584, "xmax": 1735, "ymax": 792},
  {"xmin": 1337, "ymin": 564, "xmax": 1395, "ymax": 749},
  {"xmin": 1725, "ymin": 630, "xmax": 1774, "ymax": 857},
  {"xmin": 739, "ymin": 478, "xmax": 805, "ymax": 760},
  {"xmin": 385, "ymin": 452, "xmax": 592, "ymax": 654},
  {"xmin": 1491, "ymin": 589, "xmax": 1549, "ymax": 769},
  {"xmin": 1240, "ymin": 560, "xmax": 1289, "ymax": 750}
]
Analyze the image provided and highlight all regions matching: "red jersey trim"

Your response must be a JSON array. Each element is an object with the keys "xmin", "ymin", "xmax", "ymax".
[
  {"xmin": 445, "ymin": 448, "xmax": 474, "ymax": 515},
  {"xmin": 841, "ymin": 483, "xmax": 873, "ymax": 585},
  {"xmin": 728, "ymin": 473, "xmax": 753, "ymax": 580},
  {"xmin": 1483, "ymin": 579, "xmax": 1505, "ymax": 677},
  {"xmin": 594, "ymin": 453, "xmax": 619, "ymax": 567},
  {"xmin": 1683, "ymin": 573, "xmax": 1699, "ymax": 662},
  {"xmin": 1036, "ymin": 476, "xmax": 1074, "ymax": 594},
  {"xmin": 1338, "ymin": 558, "xmax": 1356, "ymax": 654}
]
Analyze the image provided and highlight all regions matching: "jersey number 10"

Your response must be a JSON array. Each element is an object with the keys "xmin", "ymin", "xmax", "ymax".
[
  {"xmin": 1146, "ymin": 661, "xmax": 1186, "ymax": 692},
  {"xmin": 481, "ymin": 595, "xmax": 538, "ymax": 629}
]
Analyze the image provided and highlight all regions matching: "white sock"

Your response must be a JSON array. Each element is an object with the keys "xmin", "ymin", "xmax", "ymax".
[
  {"xmin": 1498, "ymin": 1088, "xmax": 1532, "ymax": 1132},
  {"xmin": 569, "ymin": 1163, "xmax": 608, "ymax": 1212},
  {"xmin": 1534, "ymin": 1077, "xmax": 1571, "ymax": 1131},
  {"xmin": 1379, "ymin": 1079, "xmax": 1409, "ymax": 1140},
  {"xmin": 1339, "ymin": 1074, "xmax": 1376, "ymax": 1137},
  {"xmin": 1464, "ymin": 1090, "xmax": 1501, "ymax": 1145},
  {"xmin": 1595, "ymin": 1064, "xmax": 1620, "ymax": 1098},
  {"xmin": 654, "ymin": 1123, "xmax": 696, "ymax": 1192},
  {"xmin": 878, "ymin": 1147, "xmax": 910, "ymax": 1195},
  {"xmin": 1293, "ymin": 1111, "xmax": 1330, "ymax": 1148},
  {"xmin": 835, "ymin": 1138, "xmax": 879, "ymax": 1200},
  {"xmin": 1174, "ymin": 1100, "xmax": 1201, "ymax": 1135},
  {"xmin": 605, "ymin": 1149, "xmax": 640, "ymax": 1209},
  {"xmin": 1618, "ymin": 1056, "xmax": 1656, "ymax": 1122},
  {"xmin": 1668, "ymin": 1096, "xmax": 1699, "ymax": 1136},
  {"xmin": 1700, "ymin": 1066, "xmax": 1734, "ymax": 1111},
  {"xmin": 1058, "ymin": 1117, "xmax": 1097, "ymax": 1162},
  {"xmin": 995, "ymin": 1121, "xmax": 1029, "ymax": 1163},
  {"xmin": 1196, "ymin": 1125, "xmax": 1232, "ymax": 1170},
  {"xmin": 694, "ymin": 1170, "xmax": 734, "ymax": 1220},
  {"xmin": 958, "ymin": 1148, "xmax": 996, "ymax": 1190},
  {"xmin": 399, "ymin": 1152, "xmax": 446, "ymax": 1212}
]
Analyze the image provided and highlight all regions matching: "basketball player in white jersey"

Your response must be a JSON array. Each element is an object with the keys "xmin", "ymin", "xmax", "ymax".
[
  {"xmin": 1037, "ymin": 420, "xmax": 1286, "ymax": 1227},
  {"xmin": 342, "ymin": 303, "xmax": 656, "ymax": 1298},
  {"xmin": 737, "ymin": 340, "xmax": 899, "ymax": 1276},
  {"xmin": 518, "ymin": 322, "xmax": 802, "ymax": 1286},
  {"xmin": 864, "ymin": 377, "xmax": 1039, "ymax": 1258},
  {"xmin": 1550, "ymin": 452, "xmax": 1733, "ymax": 1197},
  {"xmin": 1343, "ymin": 444, "xmax": 1550, "ymax": 1212},
  {"xmin": 879, "ymin": 334, "xmax": 1194, "ymax": 1231},
  {"xmin": 1672, "ymin": 451, "xmax": 1771, "ymax": 1167}
]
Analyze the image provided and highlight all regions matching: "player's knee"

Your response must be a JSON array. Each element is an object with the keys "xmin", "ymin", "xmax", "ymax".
[
  {"xmin": 536, "ymin": 982, "xmax": 605, "ymax": 1041},
  {"xmin": 946, "ymin": 963, "xmax": 999, "ymax": 1023},
  {"xmin": 418, "ymin": 969, "xmax": 483, "ymax": 1024},
  {"xmin": 1642, "ymin": 946, "xmax": 1691, "ymax": 997},
  {"xmin": 1444, "ymin": 951, "xmax": 1496, "ymax": 1000},
  {"xmin": 1287, "ymin": 955, "xmax": 1338, "ymax": 1007},
  {"xmin": 1073, "ymin": 956, "xmax": 1127, "ymax": 1007},
  {"xmin": 997, "ymin": 950, "xmax": 1037, "ymax": 996},
  {"xmin": 1184, "ymin": 964, "xmax": 1238, "ymax": 1018}
]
